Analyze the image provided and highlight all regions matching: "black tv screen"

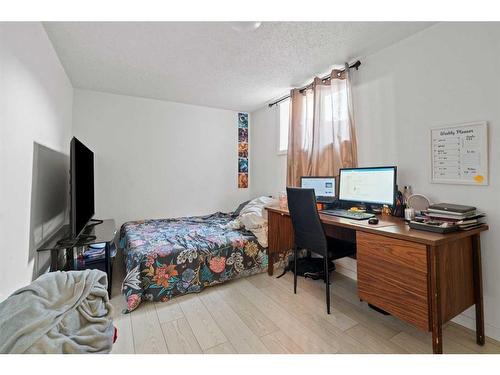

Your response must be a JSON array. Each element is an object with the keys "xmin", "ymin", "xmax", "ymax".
[{"xmin": 70, "ymin": 137, "xmax": 95, "ymax": 238}]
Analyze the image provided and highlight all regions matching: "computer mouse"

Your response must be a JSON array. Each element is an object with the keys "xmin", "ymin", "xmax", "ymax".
[{"xmin": 368, "ymin": 218, "xmax": 379, "ymax": 225}]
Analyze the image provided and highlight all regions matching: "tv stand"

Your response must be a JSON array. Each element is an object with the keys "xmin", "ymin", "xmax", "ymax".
[{"xmin": 37, "ymin": 219, "xmax": 116, "ymax": 296}]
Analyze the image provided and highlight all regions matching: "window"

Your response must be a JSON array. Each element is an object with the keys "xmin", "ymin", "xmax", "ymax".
[{"xmin": 278, "ymin": 98, "xmax": 290, "ymax": 154}]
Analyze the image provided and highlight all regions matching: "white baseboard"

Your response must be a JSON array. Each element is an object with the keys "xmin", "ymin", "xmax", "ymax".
[
  {"xmin": 452, "ymin": 312, "xmax": 500, "ymax": 342},
  {"xmin": 335, "ymin": 259, "xmax": 500, "ymax": 343}
]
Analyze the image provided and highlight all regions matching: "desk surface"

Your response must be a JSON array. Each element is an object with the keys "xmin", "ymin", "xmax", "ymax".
[{"xmin": 266, "ymin": 206, "xmax": 488, "ymax": 246}]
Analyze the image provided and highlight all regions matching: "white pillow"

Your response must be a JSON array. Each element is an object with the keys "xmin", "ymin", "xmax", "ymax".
[
  {"xmin": 239, "ymin": 196, "xmax": 276, "ymax": 219},
  {"xmin": 224, "ymin": 196, "xmax": 278, "ymax": 247}
]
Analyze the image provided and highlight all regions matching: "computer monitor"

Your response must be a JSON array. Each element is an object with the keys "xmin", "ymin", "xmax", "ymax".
[
  {"xmin": 300, "ymin": 176, "xmax": 336, "ymax": 203},
  {"xmin": 338, "ymin": 166, "xmax": 397, "ymax": 207}
]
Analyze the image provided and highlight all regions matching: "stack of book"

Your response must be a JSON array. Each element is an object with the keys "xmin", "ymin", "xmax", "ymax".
[
  {"xmin": 422, "ymin": 203, "xmax": 486, "ymax": 231},
  {"xmin": 76, "ymin": 243, "xmax": 106, "ymax": 268},
  {"xmin": 84, "ymin": 243, "xmax": 106, "ymax": 260}
]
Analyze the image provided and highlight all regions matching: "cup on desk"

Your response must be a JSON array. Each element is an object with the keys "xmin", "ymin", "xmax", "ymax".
[{"xmin": 405, "ymin": 207, "xmax": 415, "ymax": 222}]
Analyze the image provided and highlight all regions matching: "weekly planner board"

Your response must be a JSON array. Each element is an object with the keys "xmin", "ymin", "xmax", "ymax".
[{"xmin": 431, "ymin": 122, "xmax": 488, "ymax": 185}]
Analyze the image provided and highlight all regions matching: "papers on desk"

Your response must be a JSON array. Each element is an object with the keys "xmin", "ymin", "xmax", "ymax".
[{"xmin": 412, "ymin": 210, "xmax": 486, "ymax": 233}]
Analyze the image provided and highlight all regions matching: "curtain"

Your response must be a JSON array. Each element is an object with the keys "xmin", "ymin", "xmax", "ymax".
[{"xmin": 286, "ymin": 63, "xmax": 358, "ymax": 187}]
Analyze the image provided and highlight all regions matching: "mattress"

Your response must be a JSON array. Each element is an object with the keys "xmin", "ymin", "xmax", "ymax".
[{"xmin": 118, "ymin": 212, "xmax": 268, "ymax": 312}]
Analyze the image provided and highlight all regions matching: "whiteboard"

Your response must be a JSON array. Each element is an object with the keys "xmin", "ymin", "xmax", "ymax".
[{"xmin": 431, "ymin": 121, "xmax": 488, "ymax": 185}]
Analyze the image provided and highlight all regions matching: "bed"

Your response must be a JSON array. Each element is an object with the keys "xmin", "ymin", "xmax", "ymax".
[{"xmin": 118, "ymin": 210, "xmax": 269, "ymax": 312}]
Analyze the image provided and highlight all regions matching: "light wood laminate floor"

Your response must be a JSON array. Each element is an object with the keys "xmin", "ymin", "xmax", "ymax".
[{"xmin": 109, "ymin": 258, "xmax": 500, "ymax": 354}]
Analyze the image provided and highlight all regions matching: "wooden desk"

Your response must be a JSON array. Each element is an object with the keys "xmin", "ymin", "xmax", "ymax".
[{"xmin": 266, "ymin": 206, "xmax": 488, "ymax": 354}]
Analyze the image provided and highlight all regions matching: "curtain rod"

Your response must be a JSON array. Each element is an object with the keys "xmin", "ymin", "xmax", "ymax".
[{"xmin": 267, "ymin": 60, "xmax": 361, "ymax": 108}]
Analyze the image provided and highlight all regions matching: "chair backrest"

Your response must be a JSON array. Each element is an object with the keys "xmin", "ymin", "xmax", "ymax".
[{"xmin": 286, "ymin": 187, "xmax": 328, "ymax": 256}]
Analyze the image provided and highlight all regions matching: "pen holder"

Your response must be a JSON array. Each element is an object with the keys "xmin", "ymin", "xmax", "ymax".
[{"xmin": 405, "ymin": 207, "xmax": 415, "ymax": 222}]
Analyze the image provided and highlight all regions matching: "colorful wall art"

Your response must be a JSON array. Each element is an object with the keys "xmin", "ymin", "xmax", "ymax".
[{"xmin": 238, "ymin": 112, "xmax": 249, "ymax": 188}]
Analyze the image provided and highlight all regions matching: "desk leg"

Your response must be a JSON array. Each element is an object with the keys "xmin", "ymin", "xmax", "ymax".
[
  {"xmin": 429, "ymin": 245, "xmax": 443, "ymax": 354},
  {"xmin": 268, "ymin": 252, "xmax": 274, "ymax": 276},
  {"xmin": 472, "ymin": 234, "xmax": 485, "ymax": 346}
]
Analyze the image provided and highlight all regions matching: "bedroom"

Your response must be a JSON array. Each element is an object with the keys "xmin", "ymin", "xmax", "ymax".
[{"xmin": 1, "ymin": 0, "xmax": 500, "ymax": 372}]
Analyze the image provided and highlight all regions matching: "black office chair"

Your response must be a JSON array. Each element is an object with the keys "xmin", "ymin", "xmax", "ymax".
[{"xmin": 286, "ymin": 187, "xmax": 356, "ymax": 314}]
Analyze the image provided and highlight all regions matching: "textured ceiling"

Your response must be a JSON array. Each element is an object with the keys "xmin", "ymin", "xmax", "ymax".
[{"xmin": 44, "ymin": 22, "xmax": 434, "ymax": 111}]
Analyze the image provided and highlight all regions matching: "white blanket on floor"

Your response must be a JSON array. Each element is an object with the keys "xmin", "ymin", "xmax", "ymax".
[{"xmin": 0, "ymin": 269, "xmax": 114, "ymax": 354}]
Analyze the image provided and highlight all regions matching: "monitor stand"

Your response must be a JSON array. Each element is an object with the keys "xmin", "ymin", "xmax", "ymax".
[
  {"xmin": 85, "ymin": 218, "xmax": 104, "ymax": 229},
  {"xmin": 347, "ymin": 203, "xmax": 383, "ymax": 215},
  {"xmin": 365, "ymin": 204, "xmax": 383, "ymax": 215},
  {"xmin": 318, "ymin": 200, "xmax": 339, "ymax": 210}
]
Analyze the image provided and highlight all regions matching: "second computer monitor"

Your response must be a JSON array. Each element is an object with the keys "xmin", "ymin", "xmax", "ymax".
[
  {"xmin": 338, "ymin": 166, "xmax": 397, "ymax": 206},
  {"xmin": 300, "ymin": 176, "xmax": 336, "ymax": 203}
]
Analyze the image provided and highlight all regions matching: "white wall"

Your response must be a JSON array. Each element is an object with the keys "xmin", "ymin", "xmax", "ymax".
[
  {"xmin": 250, "ymin": 22, "xmax": 500, "ymax": 340},
  {"xmin": 0, "ymin": 23, "xmax": 73, "ymax": 300},
  {"xmin": 250, "ymin": 105, "xmax": 287, "ymax": 198},
  {"xmin": 354, "ymin": 22, "xmax": 500, "ymax": 339},
  {"xmin": 72, "ymin": 89, "xmax": 251, "ymax": 227}
]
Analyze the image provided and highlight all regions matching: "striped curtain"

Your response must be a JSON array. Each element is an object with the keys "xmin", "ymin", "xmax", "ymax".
[{"xmin": 286, "ymin": 63, "xmax": 358, "ymax": 187}]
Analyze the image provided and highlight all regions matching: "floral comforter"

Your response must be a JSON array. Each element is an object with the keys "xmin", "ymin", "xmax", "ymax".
[{"xmin": 118, "ymin": 212, "xmax": 268, "ymax": 312}]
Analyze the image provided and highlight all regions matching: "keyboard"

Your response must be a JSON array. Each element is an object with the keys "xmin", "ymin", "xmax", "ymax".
[{"xmin": 320, "ymin": 209, "xmax": 375, "ymax": 220}]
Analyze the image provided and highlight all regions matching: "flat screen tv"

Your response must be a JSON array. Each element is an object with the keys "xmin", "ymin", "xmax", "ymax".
[{"xmin": 70, "ymin": 137, "xmax": 95, "ymax": 238}]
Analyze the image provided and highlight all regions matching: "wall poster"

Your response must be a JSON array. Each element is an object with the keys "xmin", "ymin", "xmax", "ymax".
[
  {"xmin": 238, "ymin": 112, "xmax": 249, "ymax": 188},
  {"xmin": 431, "ymin": 121, "xmax": 488, "ymax": 185}
]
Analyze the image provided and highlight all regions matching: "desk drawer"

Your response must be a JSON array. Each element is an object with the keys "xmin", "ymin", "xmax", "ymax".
[{"xmin": 357, "ymin": 232, "xmax": 430, "ymax": 330}]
